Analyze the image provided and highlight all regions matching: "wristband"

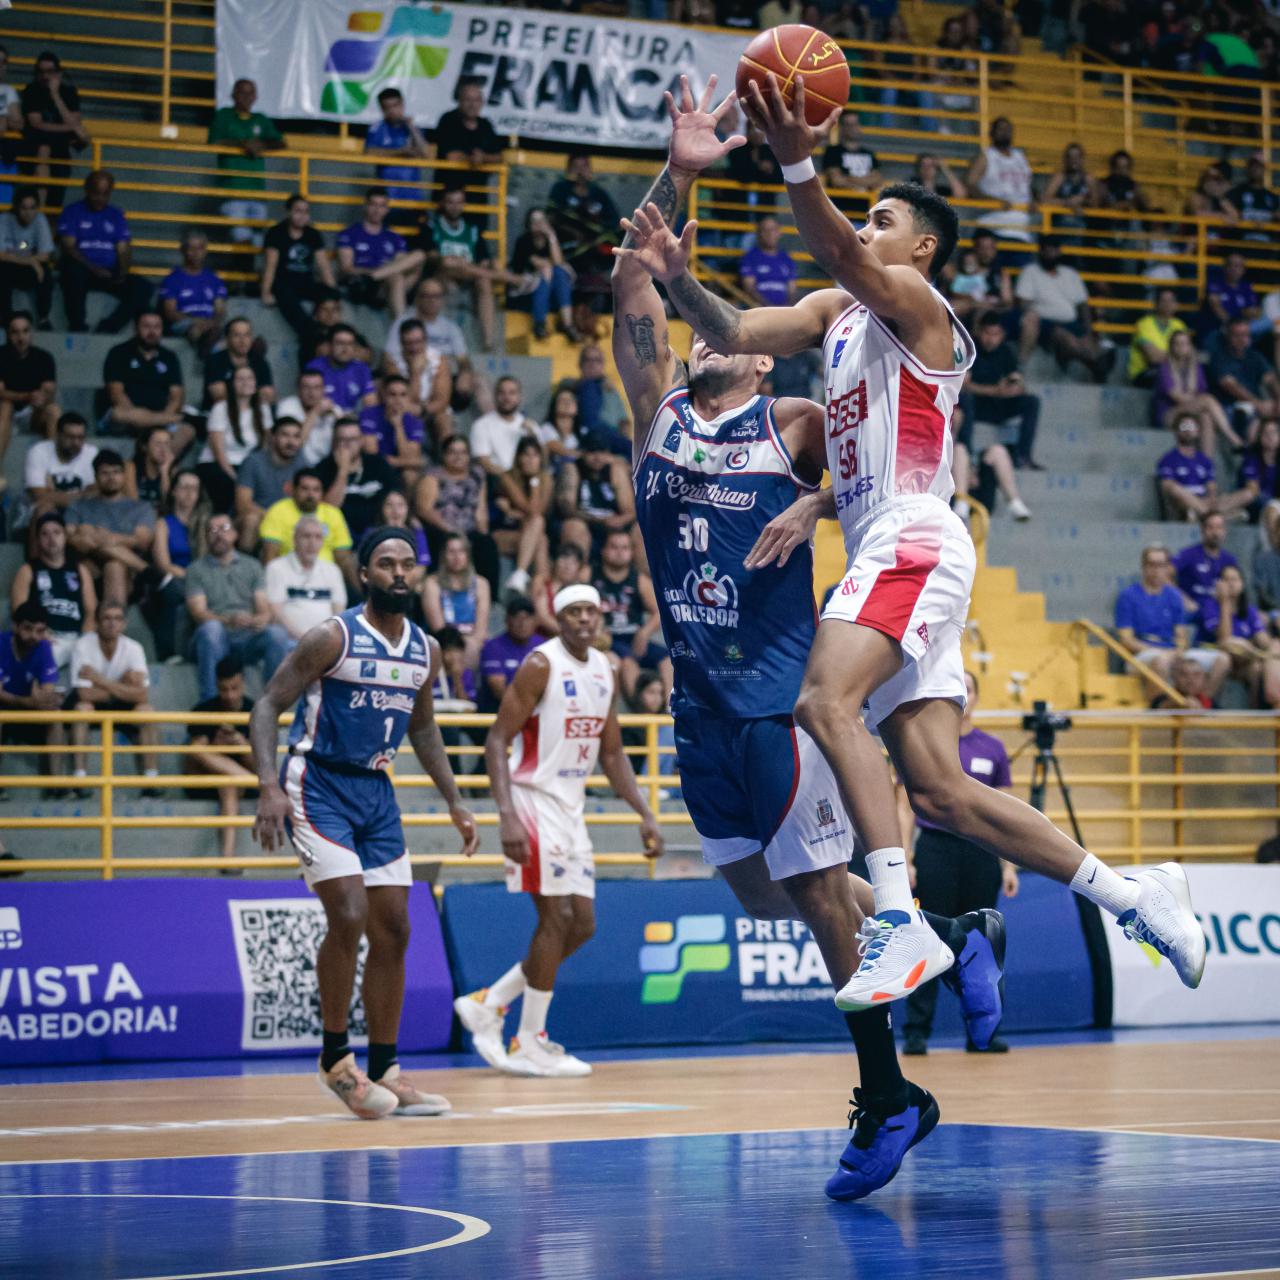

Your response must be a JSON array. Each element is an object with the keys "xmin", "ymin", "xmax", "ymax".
[{"xmin": 780, "ymin": 157, "xmax": 817, "ymax": 184}]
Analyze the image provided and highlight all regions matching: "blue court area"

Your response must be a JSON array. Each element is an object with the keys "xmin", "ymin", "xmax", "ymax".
[{"xmin": 3, "ymin": 1124, "xmax": 1277, "ymax": 1279}]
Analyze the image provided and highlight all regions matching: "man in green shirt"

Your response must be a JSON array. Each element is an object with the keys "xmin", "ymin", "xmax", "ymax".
[
  {"xmin": 1129, "ymin": 287, "xmax": 1188, "ymax": 386},
  {"xmin": 208, "ymin": 78, "xmax": 285, "ymax": 248}
]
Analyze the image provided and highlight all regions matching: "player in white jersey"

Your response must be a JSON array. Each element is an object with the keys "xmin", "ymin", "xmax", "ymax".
[
  {"xmin": 455, "ymin": 584, "xmax": 663, "ymax": 1078},
  {"xmin": 623, "ymin": 72, "xmax": 1206, "ymax": 1018}
]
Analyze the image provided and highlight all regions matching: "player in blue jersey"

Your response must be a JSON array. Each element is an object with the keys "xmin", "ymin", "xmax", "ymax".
[
  {"xmin": 611, "ymin": 78, "xmax": 1005, "ymax": 1202},
  {"xmin": 251, "ymin": 527, "xmax": 478, "ymax": 1121}
]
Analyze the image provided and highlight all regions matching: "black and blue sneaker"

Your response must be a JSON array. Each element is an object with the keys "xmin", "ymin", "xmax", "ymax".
[
  {"xmin": 825, "ymin": 1082, "xmax": 940, "ymax": 1202},
  {"xmin": 941, "ymin": 907, "xmax": 1006, "ymax": 1051}
]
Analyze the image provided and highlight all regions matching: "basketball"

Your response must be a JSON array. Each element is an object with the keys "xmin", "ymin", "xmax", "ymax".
[{"xmin": 736, "ymin": 24, "xmax": 851, "ymax": 126}]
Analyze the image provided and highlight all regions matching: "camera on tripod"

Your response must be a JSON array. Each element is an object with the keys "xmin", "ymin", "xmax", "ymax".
[{"xmin": 1021, "ymin": 700, "xmax": 1073, "ymax": 751}]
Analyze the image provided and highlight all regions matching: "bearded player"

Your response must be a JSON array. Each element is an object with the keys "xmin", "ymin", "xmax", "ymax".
[
  {"xmin": 621, "ymin": 71, "xmax": 1205, "ymax": 1017},
  {"xmin": 611, "ymin": 77, "xmax": 1008, "ymax": 1202}
]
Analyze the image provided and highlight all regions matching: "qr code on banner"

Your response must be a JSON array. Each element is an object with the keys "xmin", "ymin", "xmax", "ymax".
[{"xmin": 228, "ymin": 899, "xmax": 369, "ymax": 1052}]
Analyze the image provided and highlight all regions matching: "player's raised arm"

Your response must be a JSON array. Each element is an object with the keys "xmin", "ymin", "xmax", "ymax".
[
  {"xmin": 483, "ymin": 652, "xmax": 551, "ymax": 865},
  {"xmin": 597, "ymin": 705, "xmax": 664, "ymax": 859}
]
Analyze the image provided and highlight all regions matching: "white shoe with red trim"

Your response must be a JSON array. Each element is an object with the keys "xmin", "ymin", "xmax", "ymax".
[
  {"xmin": 499, "ymin": 1032, "xmax": 592, "ymax": 1078},
  {"xmin": 453, "ymin": 991, "xmax": 509, "ymax": 1069}
]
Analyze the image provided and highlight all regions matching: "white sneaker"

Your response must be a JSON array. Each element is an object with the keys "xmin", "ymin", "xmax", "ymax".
[
  {"xmin": 1009, "ymin": 498, "xmax": 1032, "ymax": 521},
  {"xmin": 317, "ymin": 1052, "xmax": 398, "ymax": 1120},
  {"xmin": 505, "ymin": 568, "xmax": 531, "ymax": 595},
  {"xmin": 376, "ymin": 1063, "xmax": 450, "ymax": 1115},
  {"xmin": 834, "ymin": 910, "xmax": 955, "ymax": 1012},
  {"xmin": 500, "ymin": 1032, "xmax": 592, "ymax": 1078},
  {"xmin": 453, "ymin": 991, "xmax": 509, "ymax": 1069},
  {"xmin": 1117, "ymin": 862, "xmax": 1207, "ymax": 989}
]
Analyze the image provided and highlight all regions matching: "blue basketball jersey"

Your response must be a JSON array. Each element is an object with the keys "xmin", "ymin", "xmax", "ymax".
[
  {"xmin": 634, "ymin": 390, "xmax": 818, "ymax": 718},
  {"xmin": 290, "ymin": 606, "xmax": 433, "ymax": 773}
]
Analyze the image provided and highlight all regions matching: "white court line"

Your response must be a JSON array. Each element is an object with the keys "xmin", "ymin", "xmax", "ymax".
[{"xmin": 0, "ymin": 1193, "xmax": 490, "ymax": 1278}]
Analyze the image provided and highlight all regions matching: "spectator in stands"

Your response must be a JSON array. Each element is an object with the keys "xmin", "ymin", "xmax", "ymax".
[
  {"xmin": 235, "ymin": 416, "xmax": 304, "ymax": 551},
  {"xmin": 822, "ymin": 113, "xmax": 882, "ymax": 205},
  {"xmin": 265, "ymin": 514, "xmax": 346, "ymax": 648},
  {"xmin": 1099, "ymin": 149, "xmax": 1154, "ymax": 214},
  {"xmin": 359, "ymin": 373, "xmax": 427, "ymax": 482},
  {"xmin": 1237, "ymin": 418, "xmax": 1280, "ymax": 532},
  {"xmin": 377, "ymin": 489, "xmax": 431, "ymax": 589},
  {"xmin": 415, "ymin": 434, "xmax": 500, "ymax": 589},
  {"xmin": 562, "ymin": 344, "xmax": 629, "ymax": 446},
  {"xmin": 509, "ymin": 208, "xmax": 578, "ymax": 342},
  {"xmin": 947, "ymin": 247, "xmax": 989, "ymax": 310},
  {"xmin": 67, "ymin": 599, "xmax": 157, "ymax": 787},
  {"xmin": 1209, "ymin": 317, "xmax": 1280, "ymax": 442},
  {"xmin": 1158, "ymin": 417, "xmax": 1223, "ymax": 521},
  {"xmin": 0, "ymin": 45, "xmax": 20, "ymax": 139},
  {"xmin": 968, "ymin": 116, "xmax": 1035, "ymax": 243},
  {"xmin": 470, "ymin": 376, "xmax": 539, "ymax": 476},
  {"xmin": 207, "ymin": 78, "xmax": 284, "ymax": 249},
  {"xmin": 204, "ymin": 316, "xmax": 273, "ymax": 407},
  {"xmin": 479, "ymin": 594, "xmax": 539, "ymax": 711},
  {"xmin": 201, "ymin": 364, "xmax": 274, "ymax": 514},
  {"xmin": 423, "ymin": 531, "xmax": 491, "ymax": 668},
  {"xmin": 1198, "ymin": 563, "xmax": 1280, "ymax": 707},
  {"xmin": 124, "ymin": 425, "xmax": 173, "ymax": 509},
  {"xmin": 967, "ymin": 311, "xmax": 1043, "ymax": 470},
  {"xmin": 1185, "ymin": 162, "xmax": 1239, "ymax": 224},
  {"xmin": 949, "ymin": 228, "xmax": 1018, "ymax": 333},
  {"xmin": 0, "ymin": 189, "xmax": 55, "ymax": 327},
  {"xmin": 0, "ymin": 312, "xmax": 58, "ymax": 471},
  {"xmin": 1200, "ymin": 252, "xmax": 1265, "ymax": 343},
  {"xmin": 491, "ymin": 435, "xmax": 551, "ymax": 597},
  {"xmin": 364, "ymin": 87, "xmax": 430, "ymax": 214},
  {"xmin": 336, "ymin": 187, "xmax": 422, "ymax": 318},
  {"xmin": 57, "ymin": 171, "xmax": 150, "ymax": 334},
  {"xmin": 296, "ymin": 291, "xmax": 375, "ymax": 372},
  {"xmin": 1156, "ymin": 329, "xmax": 1240, "ymax": 452},
  {"xmin": 1042, "ymin": 143, "xmax": 1098, "ymax": 234},
  {"xmin": 275, "ymin": 368, "xmax": 338, "ymax": 468},
  {"xmin": 0, "ymin": 601, "xmax": 64, "ymax": 786},
  {"xmin": 1253, "ymin": 513, "xmax": 1280, "ymax": 623},
  {"xmin": 432, "ymin": 625, "xmax": 478, "ymax": 708},
  {"xmin": 539, "ymin": 387, "xmax": 581, "ymax": 466},
  {"xmin": 531, "ymin": 542, "xmax": 588, "ymax": 636},
  {"xmin": 433, "ymin": 76, "xmax": 504, "ymax": 183},
  {"xmin": 555, "ymin": 430, "xmax": 635, "ymax": 558},
  {"xmin": 304, "ymin": 323, "xmax": 377, "ymax": 414},
  {"xmin": 19, "ymin": 52, "xmax": 87, "ymax": 211},
  {"xmin": 258, "ymin": 468, "xmax": 355, "ymax": 588},
  {"xmin": 102, "ymin": 311, "xmax": 190, "ymax": 453},
  {"xmin": 386, "ymin": 276, "xmax": 479, "ymax": 419},
  {"xmin": 1228, "ymin": 156, "xmax": 1278, "ymax": 234},
  {"xmin": 23, "ymin": 409, "xmax": 95, "ymax": 517},
  {"xmin": 593, "ymin": 525, "xmax": 668, "ymax": 701},
  {"xmin": 549, "ymin": 153, "xmax": 620, "ymax": 291},
  {"xmin": 1016, "ymin": 238, "xmax": 1115, "ymax": 381},
  {"xmin": 186, "ymin": 511, "xmax": 289, "ymax": 700},
  {"xmin": 315, "ymin": 416, "xmax": 402, "ymax": 543},
  {"xmin": 1174, "ymin": 511, "xmax": 1239, "ymax": 617},
  {"xmin": 187, "ymin": 655, "xmax": 256, "ymax": 866},
  {"xmin": 11, "ymin": 512, "xmax": 95, "ymax": 672},
  {"xmin": 739, "ymin": 215, "xmax": 796, "ymax": 307},
  {"xmin": 911, "ymin": 154, "xmax": 967, "ymax": 200},
  {"xmin": 65, "ymin": 449, "xmax": 154, "ymax": 605},
  {"xmin": 260, "ymin": 194, "xmax": 335, "ymax": 341},
  {"xmin": 951, "ymin": 405, "xmax": 1032, "ymax": 523},
  {"xmin": 148, "ymin": 468, "xmax": 206, "ymax": 663},
  {"xmin": 381, "ymin": 318, "xmax": 452, "ymax": 445},
  {"xmin": 1129, "ymin": 288, "xmax": 1187, "ymax": 388},
  {"xmin": 725, "ymin": 119, "xmax": 780, "ymax": 214},
  {"xmin": 157, "ymin": 230, "xmax": 227, "ymax": 358}
]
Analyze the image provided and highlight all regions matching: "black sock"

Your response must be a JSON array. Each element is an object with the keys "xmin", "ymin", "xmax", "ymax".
[
  {"xmin": 321, "ymin": 1029, "xmax": 350, "ymax": 1072},
  {"xmin": 368, "ymin": 1041, "xmax": 398, "ymax": 1082},
  {"xmin": 844, "ymin": 1009, "xmax": 908, "ymax": 1109},
  {"xmin": 921, "ymin": 910, "xmax": 965, "ymax": 955}
]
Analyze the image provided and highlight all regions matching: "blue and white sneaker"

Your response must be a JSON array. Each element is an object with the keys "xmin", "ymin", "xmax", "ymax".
[
  {"xmin": 941, "ymin": 908, "xmax": 1006, "ymax": 1051},
  {"xmin": 834, "ymin": 910, "xmax": 954, "ymax": 1012},
  {"xmin": 826, "ymin": 1082, "xmax": 940, "ymax": 1202},
  {"xmin": 1115, "ymin": 862, "xmax": 1206, "ymax": 989}
]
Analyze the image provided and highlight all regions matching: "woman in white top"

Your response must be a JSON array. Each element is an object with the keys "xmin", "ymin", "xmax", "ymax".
[
  {"xmin": 538, "ymin": 387, "xmax": 580, "ymax": 465},
  {"xmin": 199, "ymin": 364, "xmax": 273, "ymax": 513}
]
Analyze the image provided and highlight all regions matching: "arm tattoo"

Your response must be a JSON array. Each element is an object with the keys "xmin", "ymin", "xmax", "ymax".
[
  {"xmin": 620, "ymin": 166, "xmax": 680, "ymax": 250},
  {"xmin": 625, "ymin": 313, "xmax": 658, "ymax": 367},
  {"xmin": 669, "ymin": 272, "xmax": 742, "ymax": 351},
  {"xmin": 669, "ymin": 354, "xmax": 688, "ymax": 388}
]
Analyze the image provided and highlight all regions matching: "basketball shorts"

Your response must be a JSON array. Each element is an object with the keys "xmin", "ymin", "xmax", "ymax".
[
  {"xmin": 282, "ymin": 755, "xmax": 411, "ymax": 889},
  {"xmin": 674, "ymin": 712, "xmax": 853, "ymax": 881},
  {"xmin": 823, "ymin": 496, "xmax": 973, "ymax": 731},
  {"xmin": 505, "ymin": 785, "xmax": 596, "ymax": 898}
]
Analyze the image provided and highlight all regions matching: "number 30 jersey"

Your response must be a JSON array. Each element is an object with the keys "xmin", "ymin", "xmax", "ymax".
[
  {"xmin": 290, "ymin": 605, "xmax": 432, "ymax": 773},
  {"xmin": 634, "ymin": 389, "xmax": 818, "ymax": 720}
]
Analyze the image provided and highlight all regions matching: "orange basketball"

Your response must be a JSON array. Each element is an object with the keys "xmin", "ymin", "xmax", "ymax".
[{"xmin": 736, "ymin": 24, "xmax": 850, "ymax": 126}]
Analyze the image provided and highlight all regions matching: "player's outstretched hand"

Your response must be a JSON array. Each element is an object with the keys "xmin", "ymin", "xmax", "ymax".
[
  {"xmin": 744, "ymin": 489, "xmax": 826, "ymax": 570},
  {"xmin": 640, "ymin": 814, "xmax": 665, "ymax": 860},
  {"xmin": 253, "ymin": 781, "xmax": 290, "ymax": 853},
  {"xmin": 451, "ymin": 803, "xmax": 479, "ymax": 858},
  {"xmin": 741, "ymin": 73, "xmax": 841, "ymax": 168},
  {"xmin": 613, "ymin": 203, "xmax": 695, "ymax": 284},
  {"xmin": 498, "ymin": 809, "xmax": 529, "ymax": 865},
  {"xmin": 666, "ymin": 73, "xmax": 745, "ymax": 177}
]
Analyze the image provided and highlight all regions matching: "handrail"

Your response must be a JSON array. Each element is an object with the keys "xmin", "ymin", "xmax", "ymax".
[{"xmin": 1073, "ymin": 619, "xmax": 1187, "ymax": 708}]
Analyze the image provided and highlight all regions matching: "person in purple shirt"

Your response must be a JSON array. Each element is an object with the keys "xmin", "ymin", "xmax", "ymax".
[
  {"xmin": 902, "ymin": 670, "xmax": 1018, "ymax": 1057},
  {"xmin": 1196, "ymin": 564, "xmax": 1280, "ymax": 706},
  {"xmin": 157, "ymin": 228, "xmax": 227, "ymax": 356},
  {"xmin": 304, "ymin": 324, "xmax": 377, "ymax": 414},
  {"xmin": 1236, "ymin": 418, "xmax": 1280, "ymax": 526},
  {"xmin": 0, "ymin": 600, "xmax": 65, "ymax": 785},
  {"xmin": 1173, "ymin": 511, "xmax": 1239, "ymax": 614},
  {"xmin": 1157, "ymin": 417, "xmax": 1219, "ymax": 521},
  {"xmin": 1201, "ymin": 251, "xmax": 1264, "ymax": 338},
  {"xmin": 358, "ymin": 374, "xmax": 427, "ymax": 479},
  {"xmin": 364, "ymin": 89, "xmax": 429, "ymax": 211},
  {"xmin": 738, "ymin": 214, "xmax": 797, "ymax": 307},
  {"xmin": 478, "ymin": 594, "xmax": 539, "ymax": 712},
  {"xmin": 56, "ymin": 169, "xmax": 151, "ymax": 333},
  {"xmin": 335, "ymin": 186, "xmax": 423, "ymax": 316}
]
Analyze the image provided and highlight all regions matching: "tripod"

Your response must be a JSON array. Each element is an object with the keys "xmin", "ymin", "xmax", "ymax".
[{"xmin": 1015, "ymin": 719, "xmax": 1086, "ymax": 847}]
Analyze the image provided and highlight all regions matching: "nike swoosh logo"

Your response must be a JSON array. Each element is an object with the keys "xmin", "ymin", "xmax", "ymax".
[
  {"xmin": 887, "ymin": 860, "xmax": 905, "ymax": 867},
  {"xmin": 1087, "ymin": 869, "xmax": 1097, "ymax": 884}
]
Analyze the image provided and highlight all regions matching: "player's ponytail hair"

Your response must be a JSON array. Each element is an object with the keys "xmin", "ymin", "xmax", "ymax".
[{"xmin": 877, "ymin": 182, "xmax": 959, "ymax": 279}]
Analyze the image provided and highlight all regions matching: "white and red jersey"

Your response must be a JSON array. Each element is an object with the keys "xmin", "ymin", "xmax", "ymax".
[
  {"xmin": 821, "ymin": 288, "xmax": 975, "ymax": 552},
  {"xmin": 509, "ymin": 637, "xmax": 615, "ymax": 825}
]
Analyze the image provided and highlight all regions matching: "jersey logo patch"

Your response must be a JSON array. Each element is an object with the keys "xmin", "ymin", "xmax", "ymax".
[
  {"xmin": 728, "ymin": 416, "xmax": 758, "ymax": 440},
  {"xmin": 565, "ymin": 716, "xmax": 605, "ymax": 738},
  {"xmin": 916, "ymin": 622, "xmax": 930, "ymax": 649},
  {"xmin": 726, "ymin": 448, "xmax": 750, "ymax": 471},
  {"xmin": 830, "ymin": 338, "xmax": 848, "ymax": 369},
  {"xmin": 687, "ymin": 561, "xmax": 738, "ymax": 611},
  {"xmin": 661, "ymin": 421, "xmax": 682, "ymax": 455},
  {"xmin": 817, "ymin": 798, "xmax": 836, "ymax": 826},
  {"xmin": 360, "ymin": 660, "xmax": 377, "ymax": 677},
  {"xmin": 563, "ymin": 677, "xmax": 578, "ymax": 697}
]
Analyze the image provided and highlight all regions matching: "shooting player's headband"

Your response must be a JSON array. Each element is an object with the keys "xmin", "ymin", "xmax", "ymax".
[
  {"xmin": 358, "ymin": 525, "xmax": 416, "ymax": 568},
  {"xmin": 553, "ymin": 584, "xmax": 602, "ymax": 615}
]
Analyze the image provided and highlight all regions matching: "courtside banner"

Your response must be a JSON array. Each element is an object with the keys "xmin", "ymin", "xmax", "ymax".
[
  {"xmin": 441, "ymin": 874, "xmax": 1093, "ymax": 1049},
  {"xmin": 0, "ymin": 881, "xmax": 453, "ymax": 1065},
  {"xmin": 1106, "ymin": 864, "xmax": 1280, "ymax": 1026},
  {"xmin": 216, "ymin": 0, "xmax": 743, "ymax": 146}
]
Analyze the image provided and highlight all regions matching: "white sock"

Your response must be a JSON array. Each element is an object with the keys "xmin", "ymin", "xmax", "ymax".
[
  {"xmin": 144, "ymin": 767, "xmax": 158, "ymax": 778},
  {"xmin": 518, "ymin": 986, "xmax": 552, "ymax": 1040},
  {"xmin": 1070, "ymin": 853, "xmax": 1140, "ymax": 917},
  {"xmin": 73, "ymin": 768, "xmax": 86, "ymax": 779},
  {"xmin": 865, "ymin": 847, "xmax": 915, "ymax": 915},
  {"xmin": 483, "ymin": 962, "xmax": 527, "ymax": 1010}
]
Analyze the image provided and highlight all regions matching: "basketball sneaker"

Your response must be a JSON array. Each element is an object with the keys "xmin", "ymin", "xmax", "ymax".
[
  {"xmin": 1116, "ymin": 862, "xmax": 1206, "ymax": 989},
  {"xmin": 500, "ymin": 1032, "xmax": 592, "ymax": 1078},
  {"xmin": 453, "ymin": 990, "xmax": 509, "ymax": 1069},
  {"xmin": 376, "ymin": 1064, "xmax": 450, "ymax": 1116},
  {"xmin": 941, "ymin": 908, "xmax": 1006, "ymax": 1051},
  {"xmin": 825, "ymin": 1082, "xmax": 940, "ymax": 1202},
  {"xmin": 317, "ymin": 1052, "xmax": 398, "ymax": 1120},
  {"xmin": 834, "ymin": 910, "xmax": 955, "ymax": 1012}
]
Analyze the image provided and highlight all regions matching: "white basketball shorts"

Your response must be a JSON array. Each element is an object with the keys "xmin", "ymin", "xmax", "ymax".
[{"xmin": 505, "ymin": 785, "xmax": 596, "ymax": 898}]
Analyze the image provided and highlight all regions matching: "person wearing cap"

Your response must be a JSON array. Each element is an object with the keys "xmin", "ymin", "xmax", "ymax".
[
  {"xmin": 456, "ymin": 582, "xmax": 662, "ymax": 1078},
  {"xmin": 478, "ymin": 593, "xmax": 541, "ymax": 712},
  {"xmin": 251, "ymin": 524, "xmax": 478, "ymax": 1120}
]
